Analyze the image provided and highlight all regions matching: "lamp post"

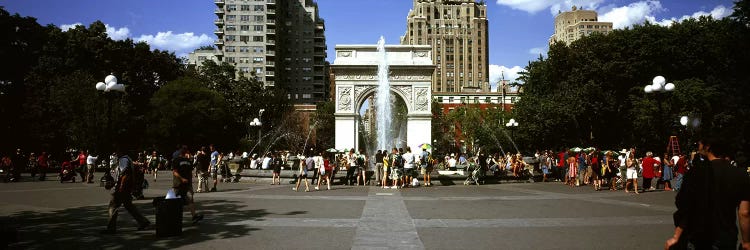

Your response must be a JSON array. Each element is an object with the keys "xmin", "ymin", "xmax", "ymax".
[
  {"xmin": 644, "ymin": 76, "xmax": 676, "ymax": 147},
  {"xmin": 505, "ymin": 118, "xmax": 519, "ymax": 139},
  {"xmin": 95, "ymin": 74, "xmax": 126, "ymax": 154},
  {"xmin": 249, "ymin": 109, "xmax": 265, "ymax": 145}
]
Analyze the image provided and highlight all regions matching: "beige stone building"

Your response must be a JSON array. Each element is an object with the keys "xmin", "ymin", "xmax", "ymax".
[
  {"xmin": 549, "ymin": 6, "xmax": 613, "ymax": 45},
  {"xmin": 400, "ymin": 0, "xmax": 490, "ymax": 93},
  {"xmin": 202, "ymin": 0, "xmax": 328, "ymax": 104}
]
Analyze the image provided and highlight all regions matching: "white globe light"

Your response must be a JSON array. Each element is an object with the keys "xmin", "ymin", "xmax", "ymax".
[
  {"xmin": 644, "ymin": 85, "xmax": 653, "ymax": 93},
  {"xmin": 664, "ymin": 83, "xmax": 675, "ymax": 91},
  {"xmin": 652, "ymin": 82, "xmax": 663, "ymax": 91},
  {"xmin": 652, "ymin": 76, "xmax": 666, "ymax": 86},
  {"xmin": 105, "ymin": 82, "xmax": 116, "ymax": 92},
  {"xmin": 508, "ymin": 118, "xmax": 516, "ymax": 124},
  {"xmin": 513, "ymin": 122, "xmax": 519, "ymax": 126},
  {"xmin": 680, "ymin": 116, "xmax": 688, "ymax": 126},
  {"xmin": 105, "ymin": 75, "xmax": 117, "ymax": 84},
  {"xmin": 95, "ymin": 82, "xmax": 106, "ymax": 91}
]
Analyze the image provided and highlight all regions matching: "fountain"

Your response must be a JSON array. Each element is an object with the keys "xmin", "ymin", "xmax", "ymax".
[{"xmin": 375, "ymin": 36, "xmax": 392, "ymax": 151}]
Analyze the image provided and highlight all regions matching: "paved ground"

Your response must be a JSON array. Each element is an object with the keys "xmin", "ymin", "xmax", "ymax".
[{"xmin": 0, "ymin": 171, "xmax": 677, "ymax": 249}]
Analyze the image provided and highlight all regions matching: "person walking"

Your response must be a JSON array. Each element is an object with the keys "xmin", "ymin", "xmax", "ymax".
[
  {"xmin": 85, "ymin": 152, "xmax": 98, "ymax": 183},
  {"xmin": 293, "ymin": 154, "xmax": 313, "ymax": 192},
  {"xmin": 271, "ymin": 152, "xmax": 282, "ymax": 185},
  {"xmin": 172, "ymin": 148, "xmax": 204, "ymax": 225},
  {"xmin": 665, "ymin": 138, "xmax": 750, "ymax": 249},
  {"xmin": 146, "ymin": 151, "xmax": 160, "ymax": 182},
  {"xmin": 402, "ymin": 147, "xmax": 415, "ymax": 187},
  {"xmin": 195, "ymin": 147, "xmax": 210, "ymax": 193},
  {"xmin": 208, "ymin": 145, "xmax": 220, "ymax": 192},
  {"xmin": 345, "ymin": 149, "xmax": 357, "ymax": 186},
  {"xmin": 101, "ymin": 149, "xmax": 150, "ymax": 234},
  {"xmin": 673, "ymin": 153, "xmax": 688, "ymax": 191},
  {"xmin": 641, "ymin": 152, "xmax": 658, "ymax": 192},
  {"xmin": 374, "ymin": 150, "xmax": 384, "ymax": 187},
  {"xmin": 419, "ymin": 147, "xmax": 431, "ymax": 186},
  {"xmin": 316, "ymin": 152, "xmax": 332, "ymax": 191}
]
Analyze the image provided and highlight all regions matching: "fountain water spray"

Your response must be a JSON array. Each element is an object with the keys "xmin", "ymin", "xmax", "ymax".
[{"xmin": 376, "ymin": 36, "xmax": 392, "ymax": 150}]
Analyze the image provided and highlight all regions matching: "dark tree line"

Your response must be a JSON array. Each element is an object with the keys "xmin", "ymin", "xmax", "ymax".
[
  {"xmin": 511, "ymin": 1, "xmax": 750, "ymax": 157},
  {"xmin": 0, "ymin": 8, "xmax": 293, "ymax": 155}
]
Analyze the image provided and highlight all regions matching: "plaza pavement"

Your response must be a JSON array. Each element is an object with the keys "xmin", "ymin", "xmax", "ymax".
[{"xmin": 0, "ymin": 171, "xmax": 677, "ymax": 249}]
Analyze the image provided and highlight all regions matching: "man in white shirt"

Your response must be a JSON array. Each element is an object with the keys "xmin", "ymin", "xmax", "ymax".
[
  {"xmin": 402, "ymin": 147, "xmax": 416, "ymax": 187},
  {"xmin": 261, "ymin": 153, "xmax": 272, "ymax": 170},
  {"xmin": 448, "ymin": 154, "xmax": 457, "ymax": 170},
  {"xmin": 86, "ymin": 152, "xmax": 98, "ymax": 183}
]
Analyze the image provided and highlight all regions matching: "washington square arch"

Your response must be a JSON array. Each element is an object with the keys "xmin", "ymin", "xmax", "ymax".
[{"xmin": 332, "ymin": 44, "xmax": 434, "ymax": 152}]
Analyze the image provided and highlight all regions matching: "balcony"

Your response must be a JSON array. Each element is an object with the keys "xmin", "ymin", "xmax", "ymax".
[
  {"xmin": 267, "ymin": 40, "xmax": 275, "ymax": 45},
  {"xmin": 214, "ymin": 0, "xmax": 225, "ymax": 4},
  {"xmin": 214, "ymin": 39, "xmax": 224, "ymax": 45},
  {"xmin": 267, "ymin": 9, "xmax": 275, "ymax": 14},
  {"xmin": 266, "ymin": 0, "xmax": 275, "ymax": 4},
  {"xmin": 265, "ymin": 81, "xmax": 275, "ymax": 86},
  {"xmin": 266, "ymin": 61, "xmax": 274, "ymax": 66},
  {"xmin": 266, "ymin": 50, "xmax": 275, "ymax": 56},
  {"xmin": 265, "ymin": 72, "xmax": 275, "ymax": 77},
  {"xmin": 214, "ymin": 8, "xmax": 224, "ymax": 14},
  {"xmin": 266, "ymin": 19, "xmax": 275, "ymax": 25},
  {"xmin": 314, "ymin": 52, "xmax": 325, "ymax": 57},
  {"xmin": 214, "ymin": 29, "xmax": 224, "ymax": 35},
  {"xmin": 266, "ymin": 29, "xmax": 275, "ymax": 34},
  {"xmin": 214, "ymin": 19, "xmax": 224, "ymax": 25}
]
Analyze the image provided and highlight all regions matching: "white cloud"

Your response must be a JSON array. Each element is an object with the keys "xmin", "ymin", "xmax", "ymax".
[
  {"xmin": 645, "ymin": 5, "xmax": 731, "ymax": 27},
  {"xmin": 60, "ymin": 23, "xmax": 83, "ymax": 31},
  {"xmin": 105, "ymin": 24, "xmax": 131, "ymax": 40},
  {"xmin": 598, "ymin": 0, "xmax": 664, "ymax": 29},
  {"xmin": 489, "ymin": 65, "xmax": 525, "ymax": 91},
  {"xmin": 59, "ymin": 22, "xmax": 212, "ymax": 56},
  {"xmin": 495, "ymin": 0, "xmax": 604, "ymax": 15},
  {"xmin": 528, "ymin": 47, "xmax": 547, "ymax": 56},
  {"xmin": 599, "ymin": 2, "xmax": 730, "ymax": 29},
  {"xmin": 135, "ymin": 31, "xmax": 214, "ymax": 55},
  {"xmin": 60, "ymin": 23, "xmax": 131, "ymax": 40}
]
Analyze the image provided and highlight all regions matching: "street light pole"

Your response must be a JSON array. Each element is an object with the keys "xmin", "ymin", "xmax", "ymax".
[
  {"xmin": 95, "ymin": 74, "xmax": 126, "ymax": 154},
  {"xmin": 644, "ymin": 76, "xmax": 676, "ymax": 149}
]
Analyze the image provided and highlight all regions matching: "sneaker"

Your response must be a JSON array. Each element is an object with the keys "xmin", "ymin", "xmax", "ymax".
[
  {"xmin": 305, "ymin": 189, "xmax": 309, "ymax": 192},
  {"xmin": 292, "ymin": 187, "xmax": 297, "ymax": 191},
  {"xmin": 192, "ymin": 214, "xmax": 204, "ymax": 225},
  {"xmin": 315, "ymin": 187, "xmax": 319, "ymax": 190}
]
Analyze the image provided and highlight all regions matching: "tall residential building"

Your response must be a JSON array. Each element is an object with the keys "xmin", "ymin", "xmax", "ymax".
[
  {"xmin": 210, "ymin": 0, "xmax": 328, "ymax": 104},
  {"xmin": 549, "ymin": 6, "xmax": 613, "ymax": 45},
  {"xmin": 400, "ymin": 0, "xmax": 490, "ymax": 93}
]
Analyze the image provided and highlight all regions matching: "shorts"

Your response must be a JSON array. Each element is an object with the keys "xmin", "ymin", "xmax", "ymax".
[
  {"xmin": 626, "ymin": 168, "xmax": 638, "ymax": 179},
  {"xmin": 391, "ymin": 168, "xmax": 403, "ymax": 179},
  {"xmin": 404, "ymin": 168, "xmax": 416, "ymax": 177},
  {"xmin": 87, "ymin": 164, "xmax": 95, "ymax": 172},
  {"xmin": 273, "ymin": 165, "xmax": 281, "ymax": 174},
  {"xmin": 420, "ymin": 166, "xmax": 427, "ymax": 175}
]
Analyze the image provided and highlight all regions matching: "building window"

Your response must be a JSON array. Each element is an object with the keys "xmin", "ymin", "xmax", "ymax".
[
  {"xmin": 226, "ymin": 57, "xmax": 236, "ymax": 63},
  {"xmin": 253, "ymin": 46, "xmax": 264, "ymax": 52},
  {"xmin": 227, "ymin": 5, "xmax": 237, "ymax": 11},
  {"xmin": 254, "ymin": 15, "xmax": 264, "ymax": 22},
  {"xmin": 254, "ymin": 5, "xmax": 264, "ymax": 11},
  {"xmin": 253, "ymin": 57, "xmax": 264, "ymax": 62},
  {"xmin": 226, "ymin": 25, "xmax": 237, "ymax": 31},
  {"xmin": 241, "ymin": 5, "xmax": 250, "ymax": 11},
  {"xmin": 225, "ymin": 46, "xmax": 236, "ymax": 52},
  {"xmin": 254, "ymin": 67, "xmax": 263, "ymax": 73},
  {"xmin": 253, "ymin": 36, "xmax": 264, "ymax": 42},
  {"xmin": 449, "ymin": 97, "xmax": 454, "ymax": 103},
  {"xmin": 241, "ymin": 15, "xmax": 250, "ymax": 22},
  {"xmin": 302, "ymin": 94, "xmax": 312, "ymax": 99},
  {"xmin": 254, "ymin": 25, "xmax": 264, "ymax": 31},
  {"xmin": 438, "ymin": 97, "xmax": 443, "ymax": 102},
  {"xmin": 227, "ymin": 15, "xmax": 237, "ymax": 22},
  {"xmin": 239, "ymin": 57, "xmax": 249, "ymax": 63},
  {"xmin": 240, "ymin": 25, "xmax": 249, "ymax": 31}
]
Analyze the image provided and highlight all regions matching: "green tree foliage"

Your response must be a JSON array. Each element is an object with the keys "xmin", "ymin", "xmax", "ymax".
[
  {"xmin": 148, "ymin": 77, "xmax": 234, "ymax": 148},
  {"xmin": 313, "ymin": 101, "xmax": 335, "ymax": 150},
  {"xmin": 514, "ymin": 12, "xmax": 750, "ymax": 154}
]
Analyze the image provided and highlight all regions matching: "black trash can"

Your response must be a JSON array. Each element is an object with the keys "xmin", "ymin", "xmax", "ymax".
[{"xmin": 153, "ymin": 197, "xmax": 183, "ymax": 237}]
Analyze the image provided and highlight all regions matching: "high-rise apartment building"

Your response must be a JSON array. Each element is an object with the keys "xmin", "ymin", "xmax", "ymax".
[
  {"xmin": 209, "ymin": 0, "xmax": 328, "ymax": 104},
  {"xmin": 549, "ymin": 6, "xmax": 613, "ymax": 45},
  {"xmin": 401, "ymin": 0, "xmax": 490, "ymax": 93}
]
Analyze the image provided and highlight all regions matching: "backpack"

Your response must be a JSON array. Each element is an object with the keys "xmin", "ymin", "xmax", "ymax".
[
  {"xmin": 356, "ymin": 156, "xmax": 365, "ymax": 166},
  {"xmin": 393, "ymin": 154, "xmax": 403, "ymax": 168}
]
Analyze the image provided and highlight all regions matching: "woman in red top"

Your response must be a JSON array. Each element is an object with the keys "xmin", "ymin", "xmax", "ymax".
[
  {"xmin": 316, "ymin": 153, "xmax": 332, "ymax": 191},
  {"xmin": 641, "ymin": 152, "xmax": 657, "ymax": 191}
]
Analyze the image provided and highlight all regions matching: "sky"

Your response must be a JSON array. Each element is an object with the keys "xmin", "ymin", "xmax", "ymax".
[{"xmin": 1, "ymin": 0, "xmax": 736, "ymax": 90}]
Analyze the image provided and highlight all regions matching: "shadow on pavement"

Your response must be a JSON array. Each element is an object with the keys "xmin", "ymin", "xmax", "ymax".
[{"xmin": 4, "ymin": 199, "xmax": 285, "ymax": 249}]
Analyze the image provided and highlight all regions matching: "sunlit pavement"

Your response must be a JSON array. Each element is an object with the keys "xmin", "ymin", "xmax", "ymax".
[{"xmin": 0, "ymin": 171, "xmax": 676, "ymax": 249}]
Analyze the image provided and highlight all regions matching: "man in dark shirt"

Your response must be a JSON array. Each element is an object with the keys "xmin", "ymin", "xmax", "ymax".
[
  {"xmin": 172, "ymin": 148, "xmax": 203, "ymax": 224},
  {"xmin": 102, "ymin": 149, "xmax": 150, "ymax": 234},
  {"xmin": 666, "ymin": 138, "xmax": 750, "ymax": 249}
]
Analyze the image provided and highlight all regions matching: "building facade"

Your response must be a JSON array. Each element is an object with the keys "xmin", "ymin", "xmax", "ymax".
[
  {"xmin": 204, "ymin": 0, "xmax": 328, "ymax": 104},
  {"xmin": 549, "ymin": 6, "xmax": 613, "ymax": 45},
  {"xmin": 400, "ymin": 0, "xmax": 490, "ymax": 93}
]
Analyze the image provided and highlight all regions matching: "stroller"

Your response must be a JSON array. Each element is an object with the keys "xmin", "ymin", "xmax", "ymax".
[
  {"xmin": 59, "ymin": 161, "xmax": 77, "ymax": 183},
  {"xmin": 463, "ymin": 164, "xmax": 485, "ymax": 185}
]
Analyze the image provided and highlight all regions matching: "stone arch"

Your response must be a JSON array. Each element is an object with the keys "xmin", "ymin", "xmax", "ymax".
[{"xmin": 332, "ymin": 45, "xmax": 434, "ymax": 152}]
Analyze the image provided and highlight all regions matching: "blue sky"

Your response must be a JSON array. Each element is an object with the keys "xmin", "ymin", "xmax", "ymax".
[{"xmin": 2, "ymin": 0, "xmax": 736, "ymax": 89}]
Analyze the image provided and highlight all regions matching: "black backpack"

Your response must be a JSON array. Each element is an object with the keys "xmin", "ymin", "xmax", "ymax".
[{"xmin": 393, "ymin": 154, "xmax": 403, "ymax": 168}]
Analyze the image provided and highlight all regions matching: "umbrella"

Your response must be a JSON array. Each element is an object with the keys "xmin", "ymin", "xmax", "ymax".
[
  {"xmin": 418, "ymin": 143, "xmax": 432, "ymax": 150},
  {"xmin": 583, "ymin": 147, "xmax": 596, "ymax": 153},
  {"xmin": 326, "ymin": 148, "xmax": 339, "ymax": 153},
  {"xmin": 604, "ymin": 150, "xmax": 620, "ymax": 156},
  {"xmin": 571, "ymin": 147, "xmax": 583, "ymax": 153}
]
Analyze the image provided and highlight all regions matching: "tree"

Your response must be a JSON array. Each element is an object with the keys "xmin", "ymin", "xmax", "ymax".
[{"xmin": 147, "ymin": 77, "xmax": 235, "ymax": 149}]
